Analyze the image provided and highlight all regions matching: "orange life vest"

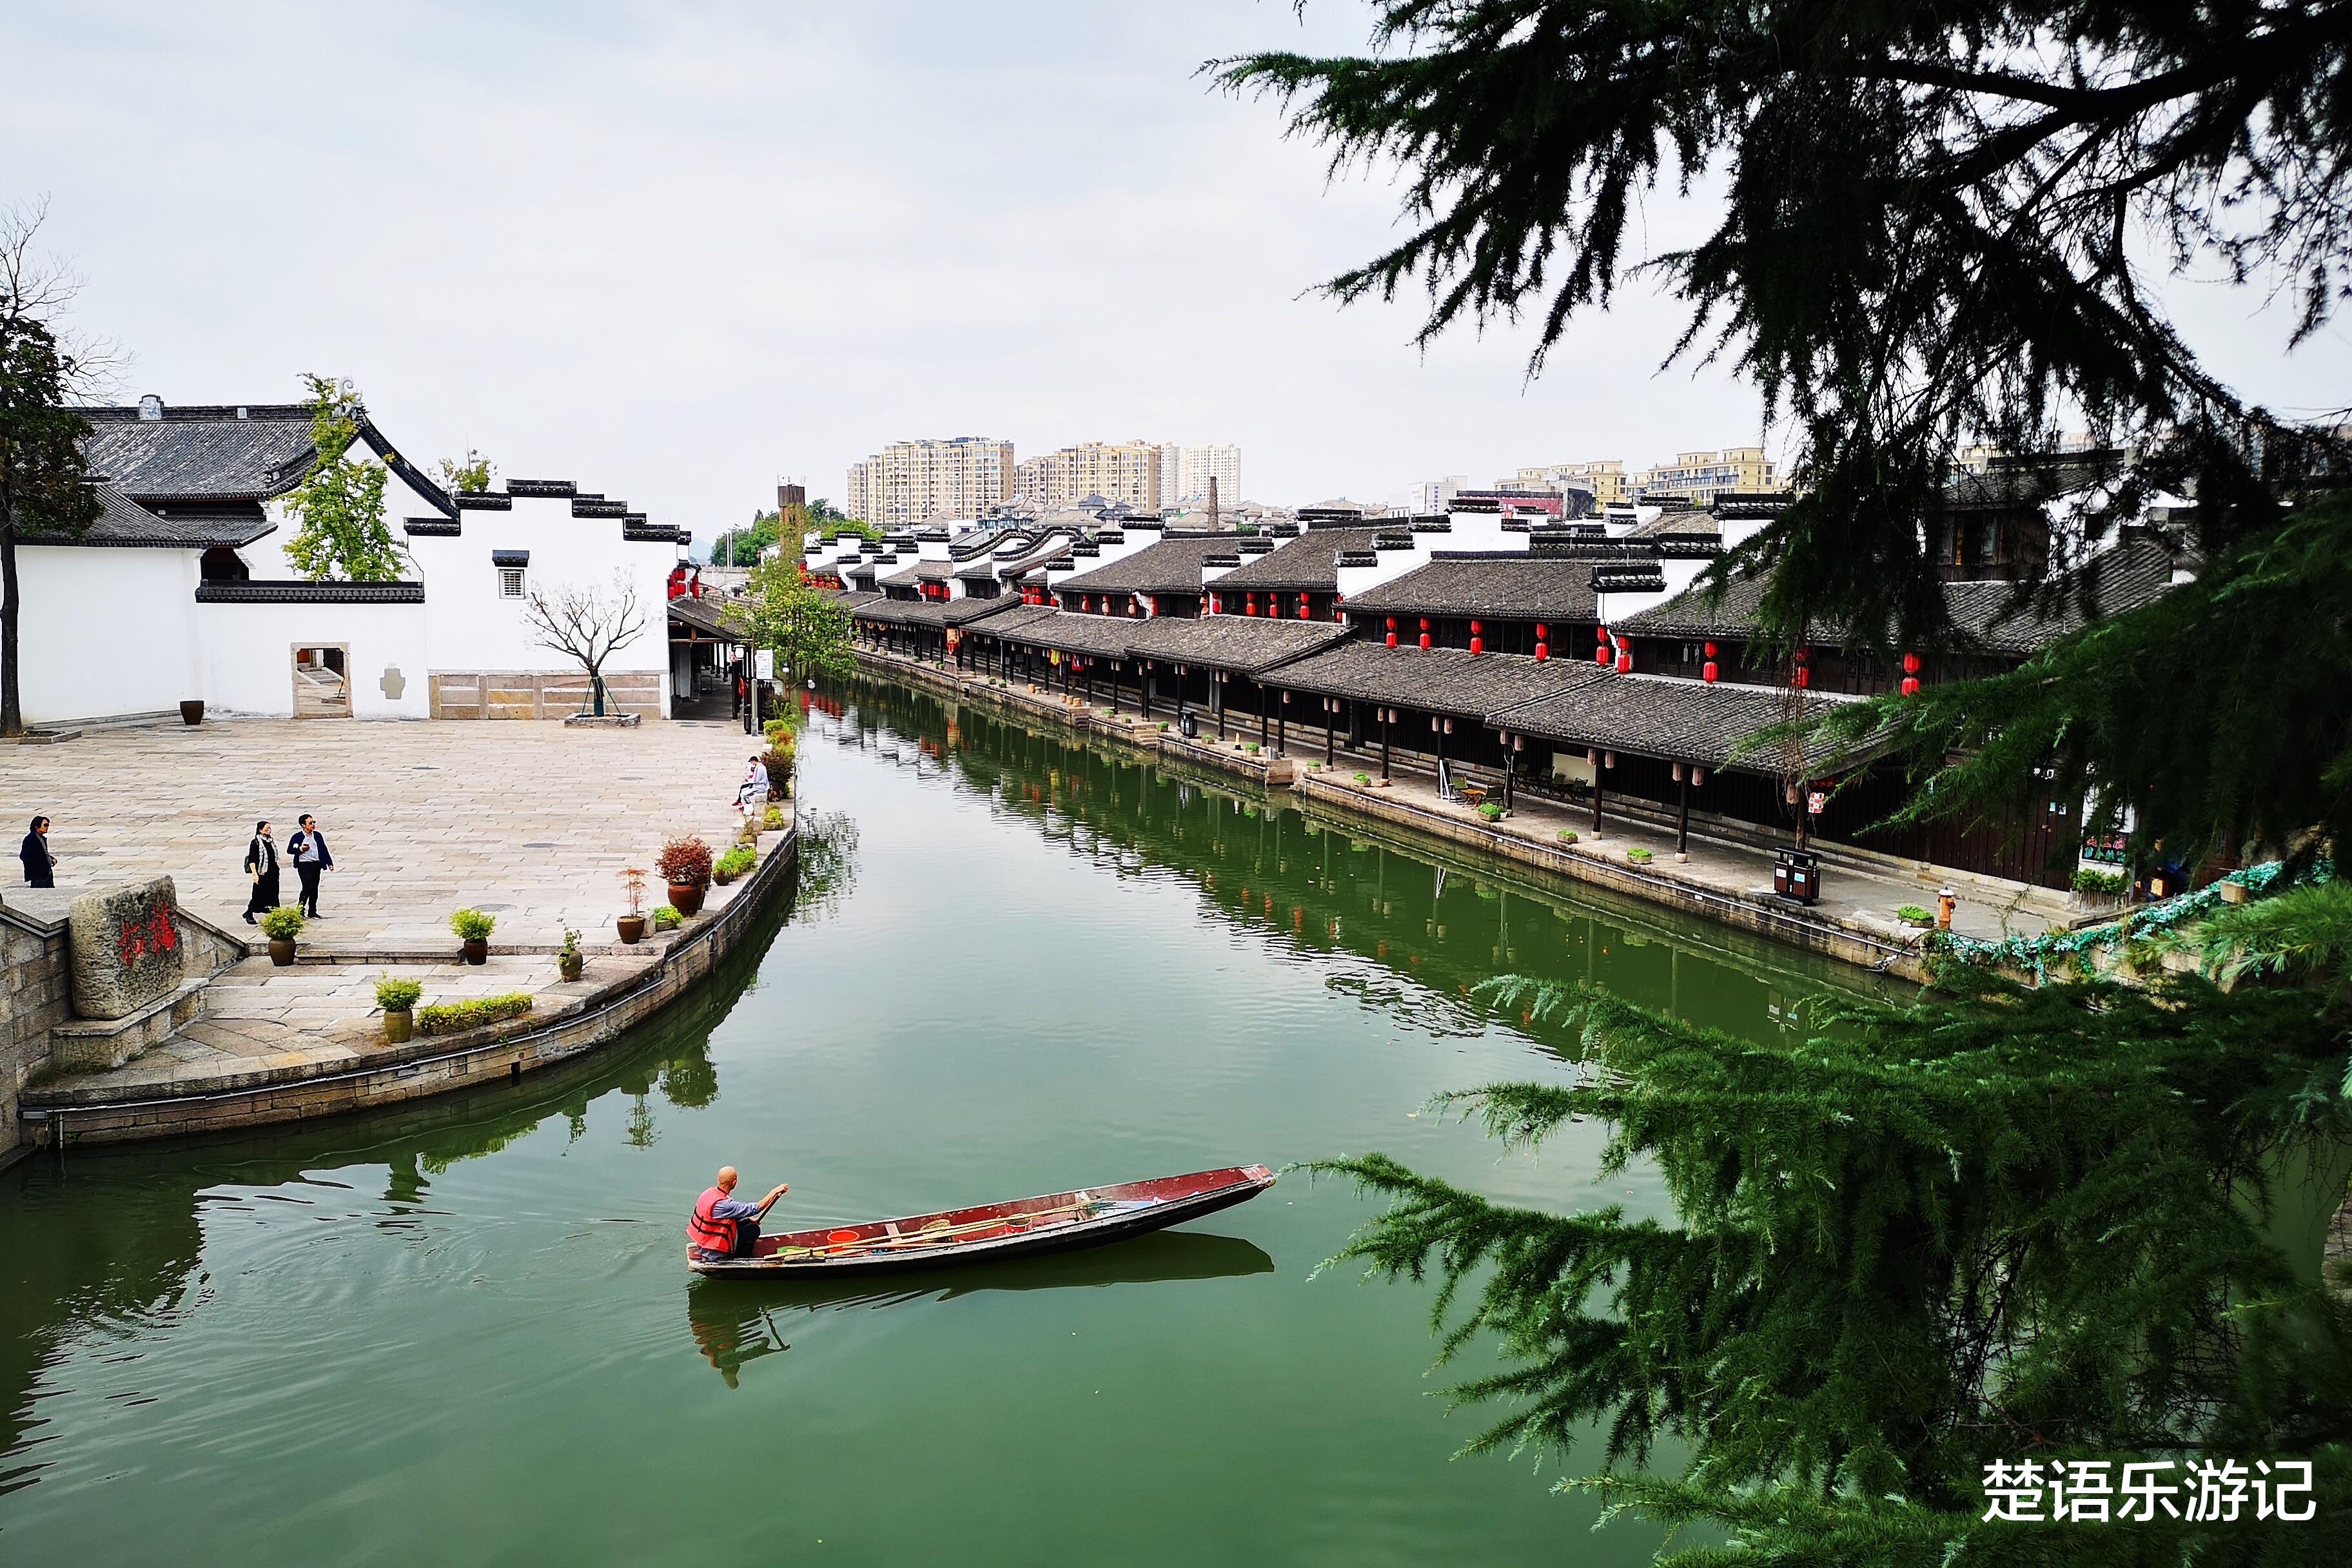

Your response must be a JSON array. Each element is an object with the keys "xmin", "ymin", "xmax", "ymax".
[{"xmin": 689, "ymin": 1186, "xmax": 738, "ymax": 1257}]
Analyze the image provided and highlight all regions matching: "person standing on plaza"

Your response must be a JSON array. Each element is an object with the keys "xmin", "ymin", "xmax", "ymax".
[
  {"xmin": 242, "ymin": 819, "xmax": 280, "ymax": 924},
  {"xmin": 732, "ymin": 658, "xmax": 747, "ymax": 720},
  {"xmin": 20, "ymin": 816, "xmax": 56, "ymax": 887},
  {"xmin": 288, "ymin": 812, "xmax": 334, "ymax": 919}
]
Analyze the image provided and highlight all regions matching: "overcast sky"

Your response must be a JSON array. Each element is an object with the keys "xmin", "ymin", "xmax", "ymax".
[{"xmin": 8, "ymin": 1, "xmax": 2347, "ymax": 540}]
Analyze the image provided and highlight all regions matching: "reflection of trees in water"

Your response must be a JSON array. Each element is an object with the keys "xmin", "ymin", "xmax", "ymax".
[
  {"xmin": 823, "ymin": 678, "xmax": 1874, "ymax": 1052},
  {"xmin": 787, "ymin": 808, "xmax": 861, "ymax": 925}
]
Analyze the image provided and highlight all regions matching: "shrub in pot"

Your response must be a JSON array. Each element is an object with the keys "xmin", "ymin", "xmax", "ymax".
[
  {"xmin": 656, "ymin": 835, "xmax": 714, "ymax": 916},
  {"xmin": 259, "ymin": 905, "xmax": 305, "ymax": 966},
  {"xmin": 1557, "ymin": 829, "xmax": 1579, "ymax": 845},
  {"xmin": 616, "ymin": 867, "xmax": 649, "ymax": 943},
  {"xmin": 450, "ymin": 906, "xmax": 496, "ymax": 964},
  {"xmin": 1896, "ymin": 904, "xmax": 1936, "ymax": 929},
  {"xmin": 760, "ymin": 749, "xmax": 794, "ymax": 799},
  {"xmin": 376, "ymin": 975, "xmax": 423, "ymax": 1041},
  {"xmin": 556, "ymin": 924, "xmax": 584, "ymax": 981},
  {"xmin": 652, "ymin": 905, "xmax": 682, "ymax": 931},
  {"xmin": 1626, "ymin": 847, "xmax": 1654, "ymax": 866},
  {"xmin": 762, "ymin": 805, "xmax": 786, "ymax": 832},
  {"xmin": 1478, "ymin": 801, "xmax": 1504, "ymax": 822}
]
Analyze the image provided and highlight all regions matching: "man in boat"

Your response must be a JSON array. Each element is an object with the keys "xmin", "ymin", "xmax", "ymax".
[{"xmin": 689, "ymin": 1167, "xmax": 789, "ymax": 1260}]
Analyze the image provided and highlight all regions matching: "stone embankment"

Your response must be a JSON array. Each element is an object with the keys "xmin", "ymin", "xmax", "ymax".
[{"xmin": 852, "ymin": 645, "xmax": 2079, "ymax": 981}]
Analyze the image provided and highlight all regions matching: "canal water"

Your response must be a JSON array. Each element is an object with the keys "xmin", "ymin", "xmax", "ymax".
[{"xmin": 1, "ymin": 681, "xmax": 1879, "ymax": 1567}]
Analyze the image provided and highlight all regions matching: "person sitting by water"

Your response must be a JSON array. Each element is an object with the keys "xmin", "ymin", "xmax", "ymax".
[
  {"xmin": 689, "ymin": 1166, "xmax": 788, "ymax": 1260},
  {"xmin": 735, "ymin": 756, "xmax": 770, "ymax": 816}
]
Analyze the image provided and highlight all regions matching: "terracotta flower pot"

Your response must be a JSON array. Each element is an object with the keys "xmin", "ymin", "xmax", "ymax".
[
  {"xmin": 616, "ymin": 914, "xmax": 647, "ymax": 944},
  {"xmin": 268, "ymin": 937, "xmax": 296, "ymax": 966},
  {"xmin": 461, "ymin": 937, "xmax": 489, "ymax": 965},
  {"xmin": 668, "ymin": 883, "xmax": 706, "ymax": 917},
  {"xmin": 558, "ymin": 953, "xmax": 584, "ymax": 982},
  {"xmin": 179, "ymin": 700, "xmax": 205, "ymax": 727},
  {"xmin": 384, "ymin": 1008, "xmax": 414, "ymax": 1043}
]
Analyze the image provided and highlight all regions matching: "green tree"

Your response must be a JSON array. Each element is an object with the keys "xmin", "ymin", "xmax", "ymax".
[
  {"xmin": 436, "ymin": 449, "xmax": 494, "ymax": 495},
  {"xmin": 1224, "ymin": 5, "xmax": 2352, "ymax": 1560},
  {"xmin": 727, "ymin": 554, "xmax": 854, "ymax": 685},
  {"xmin": 709, "ymin": 508, "xmax": 781, "ymax": 568},
  {"xmin": 280, "ymin": 375, "xmax": 403, "ymax": 583},
  {"xmin": 0, "ymin": 204, "xmax": 102, "ymax": 737},
  {"xmin": 1220, "ymin": 1, "xmax": 2349, "ymax": 652}
]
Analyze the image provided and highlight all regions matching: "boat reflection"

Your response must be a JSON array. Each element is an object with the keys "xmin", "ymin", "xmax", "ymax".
[{"xmin": 683, "ymin": 1229, "xmax": 1273, "ymax": 1386}]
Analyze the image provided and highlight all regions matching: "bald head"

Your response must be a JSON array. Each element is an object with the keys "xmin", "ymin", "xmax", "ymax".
[{"xmin": 716, "ymin": 1166, "xmax": 739, "ymax": 1191}]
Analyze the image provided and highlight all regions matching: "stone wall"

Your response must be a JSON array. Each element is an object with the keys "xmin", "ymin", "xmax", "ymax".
[
  {"xmin": 429, "ymin": 670, "xmax": 665, "ymax": 720},
  {"xmin": 0, "ymin": 907, "xmax": 72, "ymax": 1164}
]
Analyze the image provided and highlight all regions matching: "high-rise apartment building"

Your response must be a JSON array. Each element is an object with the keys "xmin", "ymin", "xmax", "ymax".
[
  {"xmin": 845, "ymin": 437, "xmax": 1015, "ymax": 527},
  {"xmin": 1156, "ymin": 443, "xmax": 1242, "ymax": 505},
  {"xmin": 1015, "ymin": 440, "xmax": 1164, "ymax": 510},
  {"xmin": 1633, "ymin": 447, "xmax": 1780, "ymax": 505},
  {"xmin": 1414, "ymin": 474, "xmax": 1470, "ymax": 512}
]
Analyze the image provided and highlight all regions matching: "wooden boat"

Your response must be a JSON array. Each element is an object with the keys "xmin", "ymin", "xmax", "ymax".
[{"xmin": 687, "ymin": 1164, "xmax": 1276, "ymax": 1278}]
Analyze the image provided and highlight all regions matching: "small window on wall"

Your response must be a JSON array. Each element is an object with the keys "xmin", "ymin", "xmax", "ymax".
[{"xmin": 500, "ymin": 567, "xmax": 526, "ymax": 599}]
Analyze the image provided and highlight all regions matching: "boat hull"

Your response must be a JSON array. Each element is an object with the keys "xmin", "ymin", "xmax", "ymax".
[{"xmin": 687, "ymin": 1164, "xmax": 1275, "ymax": 1279}]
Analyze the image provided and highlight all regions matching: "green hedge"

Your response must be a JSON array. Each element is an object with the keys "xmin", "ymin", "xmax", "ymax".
[{"xmin": 416, "ymin": 992, "xmax": 535, "ymax": 1037}]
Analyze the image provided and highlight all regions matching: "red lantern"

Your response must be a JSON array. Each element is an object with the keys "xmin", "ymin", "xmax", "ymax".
[
  {"xmin": 1596, "ymin": 625, "xmax": 1610, "ymax": 646},
  {"xmin": 1469, "ymin": 637, "xmax": 1484, "ymax": 656},
  {"xmin": 1210, "ymin": 593, "xmax": 1220, "ymax": 614},
  {"xmin": 1470, "ymin": 620, "xmax": 1482, "ymax": 634},
  {"xmin": 1792, "ymin": 667, "xmax": 1811, "ymax": 690},
  {"xmin": 1702, "ymin": 660, "xmax": 1720, "ymax": 683},
  {"xmin": 1534, "ymin": 623, "xmax": 1547, "ymax": 640},
  {"xmin": 1419, "ymin": 617, "xmax": 1431, "ymax": 631},
  {"xmin": 1616, "ymin": 649, "xmax": 1632, "ymax": 673},
  {"xmin": 1386, "ymin": 616, "xmax": 1396, "ymax": 631},
  {"xmin": 1269, "ymin": 599, "xmax": 1282, "ymax": 619},
  {"xmin": 1900, "ymin": 676, "xmax": 1921, "ymax": 696},
  {"xmin": 1901, "ymin": 651, "xmax": 1921, "ymax": 675},
  {"xmin": 1150, "ymin": 596, "xmax": 1161, "ymax": 616},
  {"xmin": 1534, "ymin": 643, "xmax": 1549, "ymax": 662},
  {"xmin": 1418, "ymin": 633, "xmax": 1432, "ymax": 650},
  {"xmin": 1298, "ymin": 594, "xmax": 1310, "ymax": 615},
  {"xmin": 1703, "ymin": 641, "xmax": 1717, "ymax": 658},
  {"xmin": 1386, "ymin": 632, "xmax": 1398, "ymax": 648},
  {"xmin": 1595, "ymin": 645, "xmax": 1612, "ymax": 667}
]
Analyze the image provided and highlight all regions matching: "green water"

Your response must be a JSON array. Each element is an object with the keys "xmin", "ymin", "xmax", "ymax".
[{"xmin": 1, "ymin": 680, "xmax": 1881, "ymax": 1567}]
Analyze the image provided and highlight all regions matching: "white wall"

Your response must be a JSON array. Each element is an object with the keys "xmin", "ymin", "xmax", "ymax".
[
  {"xmin": 198, "ymin": 599, "xmax": 431, "ymax": 718},
  {"xmin": 12, "ymin": 545, "xmax": 202, "ymax": 725},
  {"xmin": 400, "ymin": 494, "xmax": 679, "ymax": 716}
]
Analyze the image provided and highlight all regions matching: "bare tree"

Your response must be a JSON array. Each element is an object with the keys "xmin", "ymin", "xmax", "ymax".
[{"xmin": 520, "ymin": 573, "xmax": 649, "ymax": 717}]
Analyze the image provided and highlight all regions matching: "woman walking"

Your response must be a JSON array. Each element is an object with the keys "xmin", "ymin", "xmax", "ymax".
[
  {"xmin": 242, "ymin": 819, "xmax": 280, "ymax": 924},
  {"xmin": 20, "ymin": 816, "xmax": 55, "ymax": 887}
]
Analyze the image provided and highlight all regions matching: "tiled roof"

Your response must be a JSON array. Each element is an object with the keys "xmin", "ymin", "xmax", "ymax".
[
  {"xmin": 77, "ymin": 403, "xmax": 454, "ymax": 517},
  {"xmin": 1620, "ymin": 531, "xmax": 2181, "ymax": 653},
  {"xmin": 1126, "ymin": 614, "xmax": 1349, "ymax": 674},
  {"xmin": 881, "ymin": 559, "xmax": 954, "ymax": 585},
  {"xmin": 1052, "ymin": 533, "xmax": 1233, "ymax": 596},
  {"xmin": 852, "ymin": 592, "xmax": 1028, "ymax": 629},
  {"xmin": 81, "ymin": 404, "xmax": 318, "ymax": 502},
  {"xmin": 1344, "ymin": 554, "xmax": 1614, "ymax": 622},
  {"xmin": 1261, "ymin": 641, "xmax": 1592, "ymax": 716},
  {"xmin": 15, "ymin": 483, "xmax": 273, "ymax": 548},
  {"xmin": 1209, "ymin": 526, "xmax": 1384, "ymax": 591},
  {"xmin": 1490, "ymin": 671, "xmax": 1879, "ymax": 776},
  {"xmin": 666, "ymin": 594, "xmax": 743, "ymax": 638},
  {"xmin": 195, "ymin": 580, "xmax": 424, "ymax": 604}
]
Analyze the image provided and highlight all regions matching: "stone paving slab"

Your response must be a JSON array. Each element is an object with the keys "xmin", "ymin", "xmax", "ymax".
[{"xmin": 1, "ymin": 716, "xmax": 774, "ymax": 954}]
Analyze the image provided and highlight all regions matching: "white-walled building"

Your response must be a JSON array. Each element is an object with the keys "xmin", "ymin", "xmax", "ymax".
[{"xmin": 6, "ymin": 397, "xmax": 687, "ymax": 727}]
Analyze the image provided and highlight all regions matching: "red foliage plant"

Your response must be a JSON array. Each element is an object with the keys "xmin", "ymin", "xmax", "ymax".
[{"xmin": 656, "ymin": 835, "xmax": 714, "ymax": 888}]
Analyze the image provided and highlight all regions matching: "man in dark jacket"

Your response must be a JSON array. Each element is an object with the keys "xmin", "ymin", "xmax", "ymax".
[
  {"xmin": 20, "ymin": 816, "xmax": 55, "ymax": 887},
  {"xmin": 288, "ymin": 812, "xmax": 334, "ymax": 919},
  {"xmin": 243, "ymin": 820, "xmax": 279, "ymax": 924}
]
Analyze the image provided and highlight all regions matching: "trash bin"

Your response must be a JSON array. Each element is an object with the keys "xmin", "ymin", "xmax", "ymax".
[
  {"xmin": 1179, "ymin": 710, "xmax": 1199, "ymax": 740},
  {"xmin": 1773, "ymin": 849, "xmax": 1821, "ymax": 905}
]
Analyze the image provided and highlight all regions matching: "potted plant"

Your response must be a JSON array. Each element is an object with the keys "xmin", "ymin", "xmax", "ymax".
[
  {"xmin": 377, "ymin": 975, "xmax": 422, "ymax": 1041},
  {"xmin": 451, "ymin": 906, "xmax": 495, "ymax": 965},
  {"xmin": 652, "ymin": 905, "xmax": 683, "ymax": 932},
  {"xmin": 259, "ymin": 905, "xmax": 305, "ymax": 966},
  {"xmin": 1557, "ymin": 829, "xmax": 1579, "ymax": 845},
  {"xmin": 179, "ymin": 699, "xmax": 205, "ymax": 726},
  {"xmin": 556, "ymin": 924, "xmax": 585, "ymax": 981},
  {"xmin": 2071, "ymin": 867, "xmax": 2131, "ymax": 908},
  {"xmin": 713, "ymin": 844, "xmax": 757, "ymax": 887},
  {"xmin": 1353, "ymin": 772, "xmax": 1371, "ymax": 785},
  {"xmin": 1896, "ymin": 903, "xmax": 1936, "ymax": 929},
  {"xmin": 1478, "ymin": 801, "xmax": 1504, "ymax": 823},
  {"xmin": 1626, "ymin": 847, "xmax": 1654, "ymax": 866},
  {"xmin": 762, "ymin": 804, "xmax": 786, "ymax": 832},
  {"xmin": 617, "ymin": 867, "xmax": 649, "ymax": 943},
  {"xmin": 658, "ymin": 835, "xmax": 714, "ymax": 916}
]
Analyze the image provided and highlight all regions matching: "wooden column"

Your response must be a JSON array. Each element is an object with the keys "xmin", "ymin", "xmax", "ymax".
[
  {"xmin": 1380, "ymin": 706, "xmax": 1391, "ymax": 779},
  {"xmin": 1675, "ymin": 763, "xmax": 1691, "ymax": 857}
]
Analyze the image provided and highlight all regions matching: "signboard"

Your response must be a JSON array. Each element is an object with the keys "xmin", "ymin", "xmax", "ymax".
[{"xmin": 754, "ymin": 649, "xmax": 775, "ymax": 680}]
